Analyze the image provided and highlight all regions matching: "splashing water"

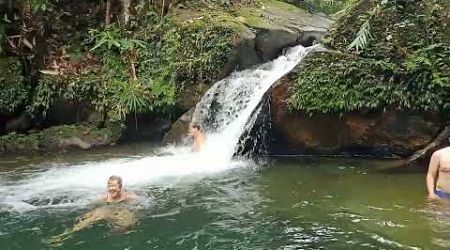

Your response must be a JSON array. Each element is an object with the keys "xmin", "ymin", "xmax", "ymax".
[
  {"xmin": 0, "ymin": 45, "xmax": 320, "ymax": 212},
  {"xmin": 193, "ymin": 44, "xmax": 321, "ymax": 162}
]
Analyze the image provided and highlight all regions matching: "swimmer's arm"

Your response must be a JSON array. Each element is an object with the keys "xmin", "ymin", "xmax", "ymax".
[
  {"xmin": 427, "ymin": 151, "xmax": 440, "ymax": 198},
  {"xmin": 49, "ymin": 208, "xmax": 107, "ymax": 245},
  {"xmin": 72, "ymin": 207, "xmax": 107, "ymax": 232}
]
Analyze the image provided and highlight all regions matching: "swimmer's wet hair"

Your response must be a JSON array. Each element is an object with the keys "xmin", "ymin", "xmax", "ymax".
[{"xmin": 108, "ymin": 175, "xmax": 122, "ymax": 188}]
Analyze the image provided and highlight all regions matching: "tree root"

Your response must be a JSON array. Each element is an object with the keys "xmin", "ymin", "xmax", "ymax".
[{"xmin": 405, "ymin": 126, "xmax": 450, "ymax": 165}]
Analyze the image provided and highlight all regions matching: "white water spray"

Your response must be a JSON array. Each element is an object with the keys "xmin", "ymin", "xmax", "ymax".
[
  {"xmin": 194, "ymin": 44, "xmax": 321, "ymax": 161},
  {"xmin": 0, "ymin": 45, "xmax": 319, "ymax": 212}
]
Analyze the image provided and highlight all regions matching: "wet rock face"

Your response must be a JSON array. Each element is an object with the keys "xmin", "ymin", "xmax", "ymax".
[
  {"xmin": 121, "ymin": 114, "xmax": 172, "ymax": 143},
  {"xmin": 270, "ymin": 80, "xmax": 444, "ymax": 158},
  {"xmin": 224, "ymin": 8, "xmax": 332, "ymax": 73},
  {"xmin": 175, "ymin": 5, "xmax": 333, "ymax": 113},
  {"xmin": 167, "ymin": 6, "xmax": 333, "ymax": 139},
  {"xmin": 162, "ymin": 108, "xmax": 194, "ymax": 145}
]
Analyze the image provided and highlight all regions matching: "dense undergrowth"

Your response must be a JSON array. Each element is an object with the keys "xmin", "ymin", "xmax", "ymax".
[
  {"xmin": 289, "ymin": 0, "xmax": 450, "ymax": 116},
  {"xmin": 281, "ymin": 0, "xmax": 351, "ymax": 15},
  {"xmin": 0, "ymin": 58, "xmax": 28, "ymax": 114},
  {"xmin": 0, "ymin": 0, "xmax": 236, "ymax": 126}
]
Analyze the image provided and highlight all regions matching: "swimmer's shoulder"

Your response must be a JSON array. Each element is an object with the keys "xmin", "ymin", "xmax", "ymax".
[
  {"xmin": 432, "ymin": 149, "xmax": 444, "ymax": 159},
  {"xmin": 124, "ymin": 191, "xmax": 137, "ymax": 201}
]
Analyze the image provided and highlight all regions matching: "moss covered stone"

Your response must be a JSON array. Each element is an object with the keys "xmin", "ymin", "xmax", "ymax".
[
  {"xmin": 288, "ymin": 51, "xmax": 450, "ymax": 114},
  {"xmin": 281, "ymin": 0, "xmax": 349, "ymax": 15},
  {"xmin": 289, "ymin": 0, "xmax": 450, "ymax": 115},
  {"xmin": 0, "ymin": 123, "xmax": 122, "ymax": 154},
  {"xmin": 325, "ymin": 0, "xmax": 449, "ymax": 59}
]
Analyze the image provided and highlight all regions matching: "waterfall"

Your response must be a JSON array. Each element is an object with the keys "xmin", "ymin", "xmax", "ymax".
[
  {"xmin": 192, "ymin": 44, "xmax": 321, "ymax": 161},
  {"xmin": 0, "ymin": 44, "xmax": 321, "ymax": 212}
]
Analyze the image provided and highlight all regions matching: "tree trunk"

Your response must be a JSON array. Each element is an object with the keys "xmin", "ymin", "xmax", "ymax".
[
  {"xmin": 154, "ymin": 0, "xmax": 172, "ymax": 16},
  {"xmin": 127, "ymin": 49, "xmax": 138, "ymax": 81},
  {"xmin": 121, "ymin": 0, "xmax": 131, "ymax": 24},
  {"xmin": 106, "ymin": 0, "xmax": 112, "ymax": 25},
  {"xmin": 405, "ymin": 126, "xmax": 450, "ymax": 165}
]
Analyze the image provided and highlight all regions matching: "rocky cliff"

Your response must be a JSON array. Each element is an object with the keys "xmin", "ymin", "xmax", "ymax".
[{"xmin": 270, "ymin": 0, "xmax": 450, "ymax": 160}]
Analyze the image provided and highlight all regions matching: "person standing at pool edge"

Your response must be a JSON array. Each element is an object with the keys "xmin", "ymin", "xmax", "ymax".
[
  {"xmin": 426, "ymin": 142, "xmax": 450, "ymax": 200},
  {"xmin": 190, "ymin": 123, "xmax": 206, "ymax": 152}
]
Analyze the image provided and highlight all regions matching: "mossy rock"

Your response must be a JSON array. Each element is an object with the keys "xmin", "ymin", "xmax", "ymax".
[
  {"xmin": 0, "ymin": 124, "xmax": 123, "ymax": 154},
  {"xmin": 0, "ymin": 58, "xmax": 28, "ymax": 115},
  {"xmin": 281, "ymin": 0, "xmax": 349, "ymax": 15},
  {"xmin": 288, "ymin": 0, "xmax": 450, "ymax": 115},
  {"xmin": 325, "ymin": 0, "xmax": 450, "ymax": 60},
  {"xmin": 288, "ymin": 51, "xmax": 450, "ymax": 114},
  {"xmin": 161, "ymin": 0, "xmax": 331, "ymax": 111}
]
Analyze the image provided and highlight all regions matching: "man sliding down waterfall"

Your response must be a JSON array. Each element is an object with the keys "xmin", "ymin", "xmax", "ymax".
[
  {"xmin": 190, "ymin": 123, "xmax": 206, "ymax": 152},
  {"xmin": 427, "ymin": 140, "xmax": 450, "ymax": 200},
  {"xmin": 48, "ymin": 176, "xmax": 137, "ymax": 246}
]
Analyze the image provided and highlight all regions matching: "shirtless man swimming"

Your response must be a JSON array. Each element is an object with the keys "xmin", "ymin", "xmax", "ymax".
[
  {"xmin": 190, "ymin": 123, "xmax": 206, "ymax": 152},
  {"xmin": 49, "ymin": 176, "xmax": 137, "ymax": 246},
  {"xmin": 103, "ymin": 175, "xmax": 136, "ymax": 202},
  {"xmin": 427, "ymin": 144, "xmax": 450, "ymax": 200}
]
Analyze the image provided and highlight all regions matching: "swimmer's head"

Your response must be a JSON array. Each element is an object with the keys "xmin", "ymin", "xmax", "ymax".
[
  {"xmin": 191, "ymin": 123, "xmax": 202, "ymax": 131},
  {"xmin": 190, "ymin": 123, "xmax": 203, "ymax": 136},
  {"xmin": 107, "ymin": 175, "xmax": 122, "ymax": 199}
]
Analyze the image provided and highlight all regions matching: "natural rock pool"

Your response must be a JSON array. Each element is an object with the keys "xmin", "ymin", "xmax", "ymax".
[{"xmin": 0, "ymin": 144, "xmax": 446, "ymax": 249}]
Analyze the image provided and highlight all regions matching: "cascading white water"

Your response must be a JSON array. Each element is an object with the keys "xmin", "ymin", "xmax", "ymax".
[
  {"xmin": 0, "ymin": 44, "xmax": 320, "ymax": 212},
  {"xmin": 193, "ymin": 44, "xmax": 321, "ymax": 161}
]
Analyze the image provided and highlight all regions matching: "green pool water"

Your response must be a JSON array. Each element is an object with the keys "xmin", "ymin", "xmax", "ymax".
[{"xmin": 0, "ymin": 146, "xmax": 447, "ymax": 250}]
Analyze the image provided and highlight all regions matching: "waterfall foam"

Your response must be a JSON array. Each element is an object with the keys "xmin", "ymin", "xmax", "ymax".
[
  {"xmin": 0, "ymin": 45, "xmax": 320, "ymax": 212},
  {"xmin": 193, "ymin": 44, "xmax": 321, "ymax": 161}
]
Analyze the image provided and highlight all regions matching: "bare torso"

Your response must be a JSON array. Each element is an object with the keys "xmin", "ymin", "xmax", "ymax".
[
  {"xmin": 193, "ymin": 133, "xmax": 206, "ymax": 152},
  {"xmin": 436, "ymin": 147, "xmax": 450, "ymax": 192},
  {"xmin": 103, "ymin": 191, "xmax": 136, "ymax": 203}
]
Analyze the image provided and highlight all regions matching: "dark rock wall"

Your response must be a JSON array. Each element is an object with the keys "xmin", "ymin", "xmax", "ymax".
[{"xmin": 270, "ymin": 74, "xmax": 445, "ymax": 158}]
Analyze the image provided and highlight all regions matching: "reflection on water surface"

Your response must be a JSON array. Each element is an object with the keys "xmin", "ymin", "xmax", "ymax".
[{"xmin": 0, "ymin": 145, "xmax": 447, "ymax": 249}]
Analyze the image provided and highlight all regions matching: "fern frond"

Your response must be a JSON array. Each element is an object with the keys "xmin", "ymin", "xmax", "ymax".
[{"xmin": 346, "ymin": 19, "xmax": 373, "ymax": 52}]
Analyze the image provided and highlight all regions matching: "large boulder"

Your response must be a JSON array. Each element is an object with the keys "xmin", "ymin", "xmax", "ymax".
[
  {"xmin": 163, "ymin": 108, "xmax": 194, "ymax": 145},
  {"xmin": 226, "ymin": 3, "xmax": 332, "ymax": 70},
  {"xmin": 174, "ymin": 0, "xmax": 333, "ymax": 112},
  {"xmin": 274, "ymin": 0, "xmax": 450, "ymax": 160},
  {"xmin": 270, "ymin": 73, "xmax": 445, "ymax": 158},
  {"xmin": 165, "ymin": 1, "xmax": 333, "ymax": 142}
]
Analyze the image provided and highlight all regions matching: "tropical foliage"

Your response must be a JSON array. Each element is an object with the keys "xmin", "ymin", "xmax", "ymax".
[
  {"xmin": 23, "ymin": 1, "xmax": 235, "ymax": 125},
  {"xmin": 0, "ymin": 58, "xmax": 29, "ymax": 114},
  {"xmin": 289, "ymin": 0, "xmax": 450, "ymax": 116},
  {"xmin": 288, "ymin": 51, "xmax": 450, "ymax": 114}
]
